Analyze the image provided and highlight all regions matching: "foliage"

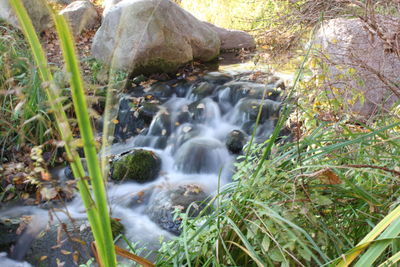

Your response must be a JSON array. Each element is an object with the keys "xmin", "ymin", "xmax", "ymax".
[{"xmin": 0, "ymin": 20, "xmax": 55, "ymax": 151}]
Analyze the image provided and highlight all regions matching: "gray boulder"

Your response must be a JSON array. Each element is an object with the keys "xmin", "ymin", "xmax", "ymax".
[
  {"xmin": 146, "ymin": 184, "xmax": 209, "ymax": 235},
  {"xmin": 0, "ymin": 0, "xmax": 52, "ymax": 33},
  {"xmin": 313, "ymin": 17, "xmax": 400, "ymax": 118},
  {"xmin": 59, "ymin": 0, "xmax": 99, "ymax": 35},
  {"xmin": 92, "ymin": 0, "xmax": 220, "ymax": 75},
  {"xmin": 204, "ymin": 22, "xmax": 256, "ymax": 50}
]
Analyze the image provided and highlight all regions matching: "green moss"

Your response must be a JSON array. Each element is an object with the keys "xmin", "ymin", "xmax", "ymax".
[
  {"xmin": 111, "ymin": 149, "xmax": 161, "ymax": 183},
  {"xmin": 110, "ymin": 218, "xmax": 124, "ymax": 238},
  {"xmin": 130, "ymin": 58, "xmax": 183, "ymax": 77}
]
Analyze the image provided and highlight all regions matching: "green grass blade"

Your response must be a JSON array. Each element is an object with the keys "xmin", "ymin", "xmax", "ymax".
[
  {"xmin": 53, "ymin": 13, "xmax": 117, "ymax": 267},
  {"xmin": 378, "ymin": 250, "xmax": 400, "ymax": 267},
  {"xmin": 336, "ymin": 204, "xmax": 400, "ymax": 266},
  {"xmin": 355, "ymin": 217, "xmax": 400, "ymax": 266}
]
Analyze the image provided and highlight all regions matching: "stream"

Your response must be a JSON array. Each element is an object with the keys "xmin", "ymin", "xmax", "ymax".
[{"xmin": 0, "ymin": 59, "xmax": 289, "ymax": 266}]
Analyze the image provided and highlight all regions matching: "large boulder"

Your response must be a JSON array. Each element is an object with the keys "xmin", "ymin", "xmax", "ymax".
[
  {"xmin": 59, "ymin": 0, "xmax": 99, "ymax": 35},
  {"xmin": 0, "ymin": 0, "xmax": 52, "ymax": 33},
  {"xmin": 92, "ymin": 0, "xmax": 220, "ymax": 75},
  {"xmin": 204, "ymin": 22, "xmax": 256, "ymax": 50},
  {"xmin": 313, "ymin": 17, "xmax": 400, "ymax": 118}
]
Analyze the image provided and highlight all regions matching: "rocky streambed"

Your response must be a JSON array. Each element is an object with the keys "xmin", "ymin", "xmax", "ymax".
[{"xmin": 0, "ymin": 69, "xmax": 286, "ymax": 266}]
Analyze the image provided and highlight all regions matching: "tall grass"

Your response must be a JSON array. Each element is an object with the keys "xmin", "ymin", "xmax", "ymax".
[{"xmin": 9, "ymin": 0, "xmax": 116, "ymax": 266}]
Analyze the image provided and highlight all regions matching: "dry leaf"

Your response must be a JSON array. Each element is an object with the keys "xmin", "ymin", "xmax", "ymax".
[{"xmin": 40, "ymin": 255, "xmax": 48, "ymax": 261}]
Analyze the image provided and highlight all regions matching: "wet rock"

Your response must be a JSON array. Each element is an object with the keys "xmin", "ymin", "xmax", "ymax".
[
  {"xmin": 234, "ymin": 98, "xmax": 281, "ymax": 125},
  {"xmin": 146, "ymin": 184, "xmax": 209, "ymax": 235},
  {"xmin": 0, "ymin": 218, "xmax": 20, "ymax": 254},
  {"xmin": 114, "ymin": 95, "xmax": 145, "ymax": 142},
  {"xmin": 148, "ymin": 111, "xmax": 172, "ymax": 136},
  {"xmin": 187, "ymin": 98, "xmax": 221, "ymax": 124},
  {"xmin": 59, "ymin": 0, "xmax": 99, "ymax": 35},
  {"xmin": 111, "ymin": 149, "xmax": 161, "ymax": 183},
  {"xmin": 0, "ymin": 0, "xmax": 52, "ymax": 33},
  {"xmin": 226, "ymin": 130, "xmax": 247, "ymax": 154},
  {"xmin": 144, "ymin": 83, "xmax": 174, "ymax": 102},
  {"xmin": 202, "ymin": 72, "xmax": 233, "ymax": 85},
  {"xmin": 168, "ymin": 124, "xmax": 203, "ymax": 154},
  {"xmin": 174, "ymin": 137, "xmax": 230, "ymax": 174},
  {"xmin": 138, "ymin": 103, "xmax": 160, "ymax": 125},
  {"xmin": 218, "ymin": 81, "xmax": 281, "ymax": 108},
  {"xmin": 189, "ymin": 82, "xmax": 216, "ymax": 101},
  {"xmin": 92, "ymin": 0, "xmax": 220, "ymax": 75},
  {"xmin": 173, "ymin": 81, "xmax": 192, "ymax": 98},
  {"xmin": 24, "ymin": 219, "xmax": 123, "ymax": 267}
]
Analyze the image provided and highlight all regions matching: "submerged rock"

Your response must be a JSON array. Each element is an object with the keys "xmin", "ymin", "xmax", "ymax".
[
  {"xmin": 146, "ymin": 184, "xmax": 209, "ymax": 235},
  {"xmin": 226, "ymin": 130, "xmax": 247, "ymax": 154},
  {"xmin": 144, "ymin": 83, "xmax": 175, "ymax": 103},
  {"xmin": 92, "ymin": 0, "xmax": 220, "ymax": 75},
  {"xmin": 174, "ymin": 137, "xmax": 230, "ymax": 174},
  {"xmin": 0, "ymin": 218, "xmax": 20, "ymax": 254},
  {"xmin": 111, "ymin": 149, "xmax": 161, "ymax": 183}
]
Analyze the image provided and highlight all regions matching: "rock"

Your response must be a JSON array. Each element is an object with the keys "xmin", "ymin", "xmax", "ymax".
[
  {"xmin": 59, "ymin": 0, "xmax": 99, "ymax": 35},
  {"xmin": 313, "ymin": 17, "xmax": 400, "ymax": 118},
  {"xmin": 24, "ymin": 219, "xmax": 123, "ymax": 267},
  {"xmin": 92, "ymin": 0, "xmax": 220, "ymax": 75},
  {"xmin": 144, "ymin": 83, "xmax": 175, "ymax": 102},
  {"xmin": 49, "ymin": 0, "xmax": 75, "ymax": 5},
  {"xmin": 234, "ymin": 98, "xmax": 281, "ymax": 124},
  {"xmin": 146, "ymin": 184, "xmax": 209, "ymax": 235},
  {"xmin": 114, "ymin": 95, "xmax": 145, "ymax": 142},
  {"xmin": 204, "ymin": 22, "xmax": 256, "ymax": 51},
  {"xmin": 0, "ymin": 218, "xmax": 20, "ymax": 254},
  {"xmin": 187, "ymin": 98, "xmax": 221, "ymax": 124},
  {"xmin": 168, "ymin": 123, "xmax": 203, "ymax": 154},
  {"xmin": 226, "ymin": 130, "xmax": 247, "ymax": 154},
  {"xmin": 174, "ymin": 137, "xmax": 230, "ymax": 174},
  {"xmin": 218, "ymin": 81, "xmax": 281, "ymax": 108},
  {"xmin": 189, "ymin": 82, "xmax": 216, "ymax": 101},
  {"xmin": 0, "ymin": 0, "xmax": 52, "ymax": 33},
  {"xmin": 148, "ymin": 111, "xmax": 172, "ymax": 136},
  {"xmin": 202, "ymin": 72, "xmax": 233, "ymax": 85},
  {"xmin": 138, "ymin": 103, "xmax": 160, "ymax": 125},
  {"xmin": 111, "ymin": 149, "xmax": 161, "ymax": 183}
]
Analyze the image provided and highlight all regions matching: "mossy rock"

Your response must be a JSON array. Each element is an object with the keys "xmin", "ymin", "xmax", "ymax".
[{"xmin": 111, "ymin": 149, "xmax": 161, "ymax": 183}]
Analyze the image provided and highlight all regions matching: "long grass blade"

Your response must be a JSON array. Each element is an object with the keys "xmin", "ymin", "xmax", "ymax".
[{"xmin": 53, "ymin": 13, "xmax": 117, "ymax": 266}]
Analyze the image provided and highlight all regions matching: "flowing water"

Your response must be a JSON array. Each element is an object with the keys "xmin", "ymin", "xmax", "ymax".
[{"xmin": 0, "ymin": 65, "xmax": 289, "ymax": 266}]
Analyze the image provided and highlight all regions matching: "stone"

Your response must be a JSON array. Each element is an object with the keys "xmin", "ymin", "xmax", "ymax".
[
  {"xmin": 0, "ymin": 0, "xmax": 52, "ymax": 33},
  {"xmin": 174, "ymin": 137, "xmax": 230, "ymax": 174},
  {"xmin": 111, "ymin": 149, "xmax": 161, "ymax": 183},
  {"xmin": 226, "ymin": 130, "xmax": 247, "ymax": 154},
  {"xmin": 144, "ymin": 83, "xmax": 175, "ymax": 102},
  {"xmin": 23, "ymin": 219, "xmax": 123, "ymax": 267},
  {"xmin": 188, "ymin": 82, "xmax": 216, "ymax": 101},
  {"xmin": 313, "ymin": 17, "xmax": 400, "ymax": 118},
  {"xmin": 59, "ymin": 0, "xmax": 99, "ymax": 35},
  {"xmin": 146, "ymin": 184, "xmax": 209, "ymax": 235},
  {"xmin": 92, "ymin": 0, "xmax": 220, "ymax": 75},
  {"xmin": 204, "ymin": 22, "xmax": 256, "ymax": 51},
  {"xmin": 138, "ymin": 102, "xmax": 160, "ymax": 125},
  {"xmin": 148, "ymin": 111, "xmax": 172, "ymax": 136},
  {"xmin": 202, "ymin": 71, "xmax": 233, "ymax": 85},
  {"xmin": 0, "ymin": 218, "xmax": 20, "ymax": 254},
  {"xmin": 49, "ymin": 0, "xmax": 75, "ymax": 5},
  {"xmin": 114, "ymin": 95, "xmax": 146, "ymax": 142}
]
